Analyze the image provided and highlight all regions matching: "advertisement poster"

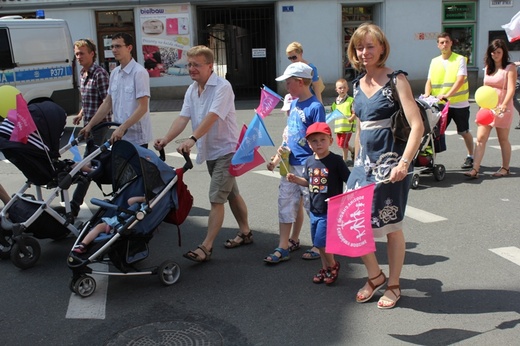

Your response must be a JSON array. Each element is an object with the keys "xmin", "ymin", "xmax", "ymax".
[{"xmin": 139, "ymin": 5, "xmax": 191, "ymax": 78}]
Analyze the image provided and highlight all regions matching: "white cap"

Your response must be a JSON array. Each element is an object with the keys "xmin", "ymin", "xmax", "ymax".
[
  {"xmin": 275, "ymin": 62, "xmax": 313, "ymax": 81},
  {"xmin": 281, "ymin": 94, "xmax": 296, "ymax": 111}
]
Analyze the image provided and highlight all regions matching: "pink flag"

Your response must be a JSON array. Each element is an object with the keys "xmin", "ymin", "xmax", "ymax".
[
  {"xmin": 7, "ymin": 94, "xmax": 37, "ymax": 144},
  {"xmin": 326, "ymin": 183, "xmax": 376, "ymax": 257},
  {"xmin": 229, "ymin": 124, "xmax": 265, "ymax": 176},
  {"xmin": 256, "ymin": 87, "xmax": 282, "ymax": 118}
]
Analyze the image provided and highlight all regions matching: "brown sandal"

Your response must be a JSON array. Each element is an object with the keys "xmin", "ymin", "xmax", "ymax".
[
  {"xmin": 183, "ymin": 245, "xmax": 212, "ymax": 262},
  {"xmin": 491, "ymin": 167, "xmax": 510, "ymax": 177},
  {"xmin": 463, "ymin": 168, "xmax": 479, "ymax": 179},
  {"xmin": 356, "ymin": 270, "xmax": 387, "ymax": 303},
  {"xmin": 378, "ymin": 285, "xmax": 401, "ymax": 309},
  {"xmin": 224, "ymin": 231, "xmax": 253, "ymax": 248}
]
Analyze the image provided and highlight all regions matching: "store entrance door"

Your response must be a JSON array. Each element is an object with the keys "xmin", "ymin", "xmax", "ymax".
[
  {"xmin": 197, "ymin": 5, "xmax": 276, "ymax": 98},
  {"xmin": 95, "ymin": 10, "xmax": 137, "ymax": 73}
]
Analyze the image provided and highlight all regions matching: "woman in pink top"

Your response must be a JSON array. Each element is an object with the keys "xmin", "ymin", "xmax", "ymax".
[{"xmin": 465, "ymin": 39, "xmax": 517, "ymax": 178}]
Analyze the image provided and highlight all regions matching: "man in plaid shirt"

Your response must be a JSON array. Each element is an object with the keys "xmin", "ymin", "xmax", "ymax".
[
  {"xmin": 73, "ymin": 38, "xmax": 111, "ymax": 144},
  {"xmin": 70, "ymin": 38, "xmax": 111, "ymax": 217}
]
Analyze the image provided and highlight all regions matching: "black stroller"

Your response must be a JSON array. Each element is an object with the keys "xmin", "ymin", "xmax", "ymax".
[
  {"xmin": 410, "ymin": 99, "xmax": 448, "ymax": 189},
  {"xmin": 0, "ymin": 101, "xmax": 115, "ymax": 269},
  {"xmin": 67, "ymin": 140, "xmax": 192, "ymax": 297}
]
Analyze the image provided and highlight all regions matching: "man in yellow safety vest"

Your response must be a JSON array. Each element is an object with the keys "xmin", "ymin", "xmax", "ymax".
[{"xmin": 424, "ymin": 32, "xmax": 474, "ymax": 169}]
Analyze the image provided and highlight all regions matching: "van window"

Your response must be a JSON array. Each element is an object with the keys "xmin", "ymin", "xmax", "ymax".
[{"xmin": 0, "ymin": 28, "xmax": 15, "ymax": 69}]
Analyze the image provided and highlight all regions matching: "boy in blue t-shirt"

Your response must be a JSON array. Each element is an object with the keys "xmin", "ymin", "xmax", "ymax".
[
  {"xmin": 264, "ymin": 62, "xmax": 325, "ymax": 264},
  {"xmin": 287, "ymin": 122, "xmax": 350, "ymax": 284}
]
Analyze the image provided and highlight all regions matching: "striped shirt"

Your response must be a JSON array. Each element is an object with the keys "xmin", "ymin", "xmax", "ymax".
[{"xmin": 0, "ymin": 118, "xmax": 49, "ymax": 151}]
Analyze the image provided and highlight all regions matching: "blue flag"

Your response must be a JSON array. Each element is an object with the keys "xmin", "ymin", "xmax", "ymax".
[
  {"xmin": 69, "ymin": 130, "xmax": 82, "ymax": 162},
  {"xmin": 262, "ymin": 84, "xmax": 283, "ymax": 101},
  {"xmin": 231, "ymin": 113, "xmax": 274, "ymax": 165},
  {"xmin": 326, "ymin": 109, "xmax": 345, "ymax": 123}
]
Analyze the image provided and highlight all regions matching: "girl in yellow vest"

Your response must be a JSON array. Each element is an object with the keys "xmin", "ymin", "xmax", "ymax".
[{"xmin": 332, "ymin": 78, "xmax": 356, "ymax": 165}]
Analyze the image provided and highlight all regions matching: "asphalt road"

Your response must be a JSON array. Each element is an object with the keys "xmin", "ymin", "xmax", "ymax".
[{"xmin": 1, "ymin": 101, "xmax": 519, "ymax": 346}]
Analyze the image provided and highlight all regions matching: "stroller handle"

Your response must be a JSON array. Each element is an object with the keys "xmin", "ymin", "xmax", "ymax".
[{"xmin": 159, "ymin": 149, "xmax": 193, "ymax": 172}]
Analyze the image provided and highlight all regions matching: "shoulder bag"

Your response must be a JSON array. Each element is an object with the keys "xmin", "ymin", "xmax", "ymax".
[{"xmin": 389, "ymin": 71, "xmax": 432, "ymax": 143}]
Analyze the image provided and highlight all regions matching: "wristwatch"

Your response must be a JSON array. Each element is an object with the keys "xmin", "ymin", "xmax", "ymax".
[
  {"xmin": 400, "ymin": 157, "xmax": 410, "ymax": 165},
  {"xmin": 189, "ymin": 135, "xmax": 197, "ymax": 142}
]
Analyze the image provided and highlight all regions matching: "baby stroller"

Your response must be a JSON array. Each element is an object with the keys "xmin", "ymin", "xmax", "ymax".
[
  {"xmin": 410, "ymin": 99, "xmax": 448, "ymax": 189},
  {"xmin": 67, "ymin": 140, "xmax": 193, "ymax": 298},
  {"xmin": 0, "ymin": 101, "xmax": 115, "ymax": 269}
]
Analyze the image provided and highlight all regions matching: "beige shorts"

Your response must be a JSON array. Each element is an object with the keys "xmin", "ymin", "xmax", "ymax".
[
  {"xmin": 278, "ymin": 165, "xmax": 309, "ymax": 223},
  {"xmin": 206, "ymin": 153, "xmax": 239, "ymax": 204}
]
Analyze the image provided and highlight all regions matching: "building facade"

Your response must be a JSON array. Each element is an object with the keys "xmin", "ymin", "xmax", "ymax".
[{"xmin": 1, "ymin": 0, "xmax": 520, "ymax": 99}]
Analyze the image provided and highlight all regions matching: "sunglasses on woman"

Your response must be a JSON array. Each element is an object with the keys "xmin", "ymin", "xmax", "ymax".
[{"xmin": 287, "ymin": 55, "xmax": 298, "ymax": 61}]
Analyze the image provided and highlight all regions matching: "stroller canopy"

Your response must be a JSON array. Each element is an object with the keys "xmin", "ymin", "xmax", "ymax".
[
  {"xmin": 0, "ymin": 101, "xmax": 67, "ymax": 185},
  {"xmin": 111, "ymin": 140, "xmax": 175, "ymax": 202}
]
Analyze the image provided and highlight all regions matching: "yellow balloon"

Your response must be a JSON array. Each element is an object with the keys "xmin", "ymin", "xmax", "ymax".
[
  {"xmin": 475, "ymin": 85, "xmax": 498, "ymax": 109},
  {"xmin": 0, "ymin": 85, "xmax": 21, "ymax": 118}
]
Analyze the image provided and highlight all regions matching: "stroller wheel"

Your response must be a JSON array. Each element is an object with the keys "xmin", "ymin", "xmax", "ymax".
[
  {"xmin": 433, "ymin": 164, "xmax": 446, "ymax": 181},
  {"xmin": 10, "ymin": 237, "xmax": 41, "ymax": 269},
  {"xmin": 410, "ymin": 173, "xmax": 420, "ymax": 189},
  {"xmin": 158, "ymin": 260, "xmax": 181, "ymax": 286},
  {"xmin": 73, "ymin": 275, "xmax": 97, "ymax": 297}
]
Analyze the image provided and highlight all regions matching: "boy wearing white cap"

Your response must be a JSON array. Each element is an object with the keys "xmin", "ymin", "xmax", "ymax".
[{"xmin": 264, "ymin": 62, "xmax": 326, "ymax": 264}]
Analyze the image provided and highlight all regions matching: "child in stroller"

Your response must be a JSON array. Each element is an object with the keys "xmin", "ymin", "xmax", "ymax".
[
  {"xmin": 67, "ymin": 140, "xmax": 193, "ymax": 297},
  {"xmin": 73, "ymin": 195, "xmax": 144, "ymax": 253}
]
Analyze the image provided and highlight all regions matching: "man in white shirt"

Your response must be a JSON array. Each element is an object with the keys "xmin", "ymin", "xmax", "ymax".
[
  {"xmin": 80, "ymin": 32, "xmax": 152, "ymax": 147},
  {"xmin": 154, "ymin": 45, "xmax": 252, "ymax": 263}
]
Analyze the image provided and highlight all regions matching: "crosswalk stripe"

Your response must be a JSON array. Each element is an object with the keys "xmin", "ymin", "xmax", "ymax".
[
  {"xmin": 405, "ymin": 206, "xmax": 447, "ymax": 223},
  {"xmin": 489, "ymin": 247, "xmax": 520, "ymax": 266},
  {"xmin": 253, "ymin": 171, "xmax": 448, "ymax": 223},
  {"xmin": 65, "ymin": 263, "xmax": 109, "ymax": 319}
]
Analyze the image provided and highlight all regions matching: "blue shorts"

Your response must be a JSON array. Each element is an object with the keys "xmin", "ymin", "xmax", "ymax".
[{"xmin": 310, "ymin": 212, "xmax": 327, "ymax": 248}]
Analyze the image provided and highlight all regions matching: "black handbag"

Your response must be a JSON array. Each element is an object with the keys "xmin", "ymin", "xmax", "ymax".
[{"xmin": 389, "ymin": 72, "xmax": 431, "ymax": 143}]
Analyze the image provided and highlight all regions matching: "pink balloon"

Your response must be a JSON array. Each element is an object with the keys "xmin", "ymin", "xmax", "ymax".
[{"xmin": 476, "ymin": 108, "xmax": 494, "ymax": 126}]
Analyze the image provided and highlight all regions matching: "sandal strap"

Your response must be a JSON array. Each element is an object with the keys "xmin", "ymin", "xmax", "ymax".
[
  {"xmin": 384, "ymin": 284, "xmax": 401, "ymax": 297},
  {"xmin": 236, "ymin": 230, "xmax": 253, "ymax": 240},
  {"xmin": 197, "ymin": 244, "xmax": 211, "ymax": 257},
  {"xmin": 367, "ymin": 270, "xmax": 385, "ymax": 290}
]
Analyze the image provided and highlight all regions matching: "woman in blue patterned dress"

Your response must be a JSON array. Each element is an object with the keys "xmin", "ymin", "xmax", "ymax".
[{"xmin": 346, "ymin": 23, "xmax": 424, "ymax": 309}]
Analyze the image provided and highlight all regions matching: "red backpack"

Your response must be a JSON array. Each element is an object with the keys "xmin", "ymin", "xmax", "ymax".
[{"xmin": 164, "ymin": 168, "xmax": 193, "ymax": 245}]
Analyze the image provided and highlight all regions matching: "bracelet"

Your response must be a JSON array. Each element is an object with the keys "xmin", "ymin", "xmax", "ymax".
[
  {"xmin": 400, "ymin": 158, "xmax": 410, "ymax": 165},
  {"xmin": 189, "ymin": 135, "xmax": 197, "ymax": 142}
]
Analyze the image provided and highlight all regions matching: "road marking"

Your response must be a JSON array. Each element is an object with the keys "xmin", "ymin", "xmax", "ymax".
[
  {"xmin": 491, "ymin": 144, "xmax": 520, "ymax": 151},
  {"xmin": 66, "ymin": 263, "xmax": 109, "ymax": 319},
  {"xmin": 253, "ymin": 169, "xmax": 280, "ymax": 178},
  {"xmin": 253, "ymin": 170, "xmax": 448, "ymax": 223},
  {"xmin": 405, "ymin": 206, "xmax": 447, "ymax": 223},
  {"xmin": 489, "ymin": 247, "xmax": 520, "ymax": 266}
]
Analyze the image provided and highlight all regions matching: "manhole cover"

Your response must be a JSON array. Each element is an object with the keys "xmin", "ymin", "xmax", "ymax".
[{"xmin": 106, "ymin": 321, "xmax": 223, "ymax": 346}]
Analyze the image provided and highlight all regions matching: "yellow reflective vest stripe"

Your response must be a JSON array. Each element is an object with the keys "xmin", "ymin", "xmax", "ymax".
[
  {"xmin": 429, "ymin": 53, "xmax": 469, "ymax": 104},
  {"xmin": 332, "ymin": 96, "xmax": 355, "ymax": 133}
]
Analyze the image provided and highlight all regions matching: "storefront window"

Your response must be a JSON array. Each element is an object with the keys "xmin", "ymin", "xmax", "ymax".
[
  {"xmin": 342, "ymin": 6, "xmax": 373, "ymax": 81},
  {"xmin": 442, "ymin": 1, "xmax": 476, "ymax": 66}
]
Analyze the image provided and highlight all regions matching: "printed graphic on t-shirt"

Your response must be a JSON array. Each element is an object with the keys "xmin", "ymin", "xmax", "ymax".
[{"xmin": 308, "ymin": 167, "xmax": 328, "ymax": 193}]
